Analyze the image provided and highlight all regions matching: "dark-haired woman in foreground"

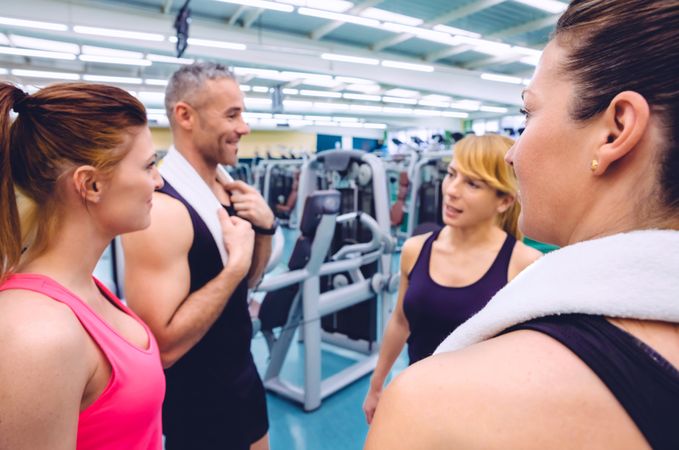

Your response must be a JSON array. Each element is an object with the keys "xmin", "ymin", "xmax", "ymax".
[
  {"xmin": 366, "ymin": 1, "xmax": 679, "ymax": 449},
  {"xmin": 0, "ymin": 83, "xmax": 165, "ymax": 449}
]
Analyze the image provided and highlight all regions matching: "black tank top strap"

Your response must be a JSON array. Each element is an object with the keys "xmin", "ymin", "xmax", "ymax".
[
  {"xmin": 505, "ymin": 314, "xmax": 679, "ymax": 450},
  {"xmin": 407, "ymin": 228, "xmax": 442, "ymax": 280},
  {"xmin": 483, "ymin": 232, "xmax": 516, "ymax": 283}
]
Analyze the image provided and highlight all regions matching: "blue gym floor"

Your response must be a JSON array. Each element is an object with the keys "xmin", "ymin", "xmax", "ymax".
[{"xmin": 95, "ymin": 226, "xmax": 407, "ymax": 450}]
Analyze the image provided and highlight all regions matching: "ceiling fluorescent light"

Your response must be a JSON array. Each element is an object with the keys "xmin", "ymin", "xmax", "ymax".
[
  {"xmin": 382, "ymin": 23, "xmax": 457, "ymax": 45},
  {"xmin": 145, "ymin": 108, "xmax": 166, "ymax": 115},
  {"xmin": 421, "ymin": 94, "xmax": 453, "ymax": 102},
  {"xmin": 9, "ymin": 35, "xmax": 79, "ymax": 54},
  {"xmin": 276, "ymin": 0, "xmax": 353, "ymax": 13},
  {"xmin": 382, "ymin": 97, "xmax": 418, "ymax": 105},
  {"xmin": 363, "ymin": 123, "xmax": 387, "ymax": 129},
  {"xmin": 449, "ymin": 100, "xmax": 480, "ymax": 111},
  {"xmin": 11, "ymin": 69, "xmax": 80, "ymax": 80},
  {"xmin": 519, "ymin": 55, "xmax": 540, "ymax": 66},
  {"xmin": 283, "ymin": 100, "xmax": 313, "ymax": 107},
  {"xmin": 298, "ymin": 8, "xmax": 381, "ymax": 27},
  {"xmin": 300, "ymin": 78, "xmax": 342, "ymax": 88},
  {"xmin": 0, "ymin": 33, "xmax": 8, "ymax": 46},
  {"xmin": 186, "ymin": 38, "xmax": 246, "ymax": 50},
  {"xmin": 321, "ymin": 53, "xmax": 379, "ymax": 65},
  {"xmin": 138, "ymin": 91, "xmax": 166, "ymax": 103},
  {"xmin": 432, "ymin": 24, "xmax": 481, "ymax": 39},
  {"xmin": 83, "ymin": 74, "xmax": 143, "ymax": 84},
  {"xmin": 480, "ymin": 106, "xmax": 509, "ymax": 113},
  {"xmin": 0, "ymin": 68, "xmax": 7, "ymax": 75},
  {"xmin": 384, "ymin": 88, "xmax": 419, "ymax": 98},
  {"xmin": 512, "ymin": 0, "xmax": 568, "ymax": 14},
  {"xmin": 240, "ymin": 85, "xmax": 252, "ymax": 92},
  {"xmin": 234, "ymin": 67, "xmax": 281, "ymax": 78},
  {"xmin": 350, "ymin": 105, "xmax": 382, "ymax": 112},
  {"xmin": 481, "ymin": 73, "xmax": 523, "ymax": 84},
  {"xmin": 0, "ymin": 46, "xmax": 76, "ymax": 60},
  {"xmin": 344, "ymin": 83, "xmax": 382, "ymax": 94},
  {"xmin": 332, "ymin": 116, "xmax": 359, "ymax": 122},
  {"xmin": 304, "ymin": 115, "xmax": 333, "ymax": 121},
  {"xmin": 453, "ymin": 36, "xmax": 512, "ymax": 55},
  {"xmin": 214, "ymin": 0, "xmax": 294, "ymax": 12},
  {"xmin": 360, "ymin": 8, "xmax": 423, "ymax": 26},
  {"xmin": 252, "ymin": 86, "xmax": 270, "ymax": 93},
  {"xmin": 0, "ymin": 16, "xmax": 68, "ymax": 31},
  {"xmin": 413, "ymin": 109, "xmax": 442, "ymax": 117},
  {"xmin": 418, "ymin": 100, "xmax": 450, "ymax": 108},
  {"xmin": 522, "ymin": 78, "xmax": 532, "ymax": 86},
  {"xmin": 145, "ymin": 79, "xmax": 169, "ymax": 86},
  {"xmin": 281, "ymin": 71, "xmax": 333, "ymax": 81},
  {"xmin": 81, "ymin": 45, "xmax": 144, "ymax": 59},
  {"xmin": 282, "ymin": 88, "xmax": 299, "ymax": 95},
  {"xmin": 147, "ymin": 53, "xmax": 195, "ymax": 64},
  {"xmin": 300, "ymin": 89, "xmax": 342, "ymax": 98},
  {"xmin": 382, "ymin": 107, "xmax": 414, "ymax": 115},
  {"xmin": 314, "ymin": 102, "xmax": 350, "ymax": 110},
  {"xmin": 512, "ymin": 46, "xmax": 542, "ymax": 57},
  {"xmin": 381, "ymin": 60, "xmax": 434, "ymax": 72},
  {"xmin": 343, "ymin": 93, "xmax": 381, "ymax": 101},
  {"xmin": 442, "ymin": 111, "xmax": 469, "ymax": 118},
  {"xmin": 79, "ymin": 54, "xmax": 151, "ymax": 66},
  {"xmin": 73, "ymin": 26, "xmax": 164, "ymax": 42},
  {"xmin": 334, "ymin": 76, "xmax": 375, "ymax": 84}
]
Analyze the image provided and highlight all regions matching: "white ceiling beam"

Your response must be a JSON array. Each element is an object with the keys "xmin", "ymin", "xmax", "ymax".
[
  {"xmin": 462, "ymin": 54, "xmax": 523, "ymax": 70},
  {"xmin": 242, "ymin": 8, "xmax": 264, "ymax": 28},
  {"xmin": 228, "ymin": 5, "xmax": 247, "ymax": 26},
  {"xmin": 309, "ymin": 0, "xmax": 383, "ymax": 40},
  {"xmin": 371, "ymin": 0, "xmax": 505, "ymax": 51},
  {"xmin": 425, "ymin": 45, "xmax": 473, "ymax": 63}
]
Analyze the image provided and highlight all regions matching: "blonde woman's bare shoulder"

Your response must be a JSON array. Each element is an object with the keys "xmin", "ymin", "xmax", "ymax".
[
  {"xmin": 400, "ymin": 232, "xmax": 433, "ymax": 273},
  {"xmin": 509, "ymin": 240, "xmax": 542, "ymax": 280}
]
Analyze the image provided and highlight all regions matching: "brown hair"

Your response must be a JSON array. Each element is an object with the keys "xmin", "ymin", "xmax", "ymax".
[
  {"xmin": 555, "ymin": 0, "xmax": 679, "ymax": 209},
  {"xmin": 0, "ymin": 82, "xmax": 147, "ymax": 279},
  {"xmin": 453, "ymin": 134, "xmax": 522, "ymax": 240}
]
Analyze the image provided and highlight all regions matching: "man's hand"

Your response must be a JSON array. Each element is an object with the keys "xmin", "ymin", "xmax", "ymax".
[
  {"xmin": 217, "ymin": 209, "xmax": 255, "ymax": 276},
  {"xmin": 221, "ymin": 180, "xmax": 275, "ymax": 229}
]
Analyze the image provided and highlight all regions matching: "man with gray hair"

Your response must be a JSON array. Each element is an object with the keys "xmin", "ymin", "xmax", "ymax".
[{"xmin": 122, "ymin": 62, "xmax": 275, "ymax": 450}]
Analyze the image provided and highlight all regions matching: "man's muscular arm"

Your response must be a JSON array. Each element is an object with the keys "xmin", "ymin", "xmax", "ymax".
[{"xmin": 122, "ymin": 192, "xmax": 255, "ymax": 368}]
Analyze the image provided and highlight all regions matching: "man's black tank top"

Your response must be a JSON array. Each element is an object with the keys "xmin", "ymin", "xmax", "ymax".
[
  {"xmin": 157, "ymin": 181, "xmax": 254, "ymax": 426},
  {"xmin": 506, "ymin": 314, "xmax": 679, "ymax": 450},
  {"xmin": 403, "ymin": 229, "xmax": 516, "ymax": 363}
]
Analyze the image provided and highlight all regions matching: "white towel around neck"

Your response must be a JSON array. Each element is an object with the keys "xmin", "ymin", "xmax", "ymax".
[
  {"xmin": 159, "ymin": 146, "xmax": 232, "ymax": 265},
  {"xmin": 435, "ymin": 229, "xmax": 679, "ymax": 354}
]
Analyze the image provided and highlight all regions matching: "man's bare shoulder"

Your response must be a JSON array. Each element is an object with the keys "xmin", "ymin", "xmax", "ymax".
[
  {"xmin": 123, "ymin": 191, "xmax": 193, "ymax": 258},
  {"xmin": 366, "ymin": 329, "xmax": 646, "ymax": 449}
]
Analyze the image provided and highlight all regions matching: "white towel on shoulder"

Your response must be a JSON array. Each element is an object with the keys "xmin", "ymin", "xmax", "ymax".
[
  {"xmin": 435, "ymin": 229, "xmax": 679, "ymax": 354},
  {"xmin": 159, "ymin": 146, "xmax": 232, "ymax": 265}
]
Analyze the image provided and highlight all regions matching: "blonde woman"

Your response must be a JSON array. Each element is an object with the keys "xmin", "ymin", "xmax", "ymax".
[{"xmin": 363, "ymin": 135, "xmax": 541, "ymax": 423}]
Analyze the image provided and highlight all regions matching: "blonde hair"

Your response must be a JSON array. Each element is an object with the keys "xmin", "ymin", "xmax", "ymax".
[{"xmin": 453, "ymin": 134, "xmax": 522, "ymax": 239}]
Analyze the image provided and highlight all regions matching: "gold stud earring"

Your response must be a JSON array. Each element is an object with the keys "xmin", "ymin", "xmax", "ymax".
[{"xmin": 591, "ymin": 159, "xmax": 599, "ymax": 172}]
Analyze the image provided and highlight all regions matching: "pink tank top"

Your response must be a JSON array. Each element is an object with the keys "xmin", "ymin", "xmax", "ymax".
[{"xmin": 0, "ymin": 274, "xmax": 165, "ymax": 449}]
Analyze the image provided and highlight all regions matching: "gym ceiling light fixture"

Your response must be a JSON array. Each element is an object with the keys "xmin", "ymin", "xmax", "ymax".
[
  {"xmin": 0, "ymin": 46, "xmax": 76, "ymax": 60},
  {"xmin": 213, "ymin": 0, "xmax": 294, "ymax": 13},
  {"xmin": 78, "ymin": 54, "xmax": 152, "ymax": 66},
  {"xmin": 359, "ymin": 8, "xmax": 423, "ymax": 26},
  {"xmin": 381, "ymin": 60, "xmax": 434, "ymax": 73},
  {"xmin": 297, "ymin": 8, "xmax": 380, "ymax": 27},
  {"xmin": 11, "ymin": 69, "xmax": 80, "ymax": 80},
  {"xmin": 82, "ymin": 74, "xmax": 143, "ymax": 84},
  {"xmin": 73, "ymin": 26, "xmax": 164, "ymax": 42},
  {"xmin": 0, "ymin": 16, "xmax": 67, "ymax": 31},
  {"xmin": 513, "ymin": 0, "xmax": 568, "ymax": 14},
  {"xmin": 275, "ymin": 0, "xmax": 353, "ymax": 13},
  {"xmin": 479, "ymin": 106, "xmax": 509, "ymax": 113},
  {"xmin": 8, "ymin": 35, "xmax": 79, "ymax": 54},
  {"xmin": 147, "ymin": 53, "xmax": 195, "ymax": 64},
  {"xmin": 320, "ymin": 53, "xmax": 379, "ymax": 65},
  {"xmin": 480, "ymin": 73, "xmax": 523, "ymax": 84}
]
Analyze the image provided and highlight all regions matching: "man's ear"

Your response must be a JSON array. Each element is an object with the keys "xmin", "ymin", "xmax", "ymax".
[
  {"xmin": 72, "ymin": 165, "xmax": 102, "ymax": 203},
  {"xmin": 173, "ymin": 101, "xmax": 195, "ymax": 131},
  {"xmin": 592, "ymin": 91, "xmax": 650, "ymax": 175}
]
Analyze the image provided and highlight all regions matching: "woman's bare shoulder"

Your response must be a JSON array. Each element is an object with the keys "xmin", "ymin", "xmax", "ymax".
[
  {"xmin": 400, "ymin": 232, "xmax": 433, "ymax": 273},
  {"xmin": 365, "ymin": 329, "xmax": 646, "ymax": 449}
]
